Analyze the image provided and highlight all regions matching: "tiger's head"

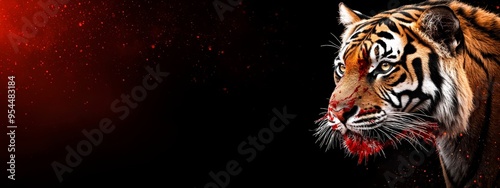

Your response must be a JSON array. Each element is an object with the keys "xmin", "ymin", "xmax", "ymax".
[{"xmin": 315, "ymin": 2, "xmax": 473, "ymax": 164}]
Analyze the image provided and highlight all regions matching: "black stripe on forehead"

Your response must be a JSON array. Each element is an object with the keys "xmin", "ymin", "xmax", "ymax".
[
  {"xmin": 349, "ymin": 28, "xmax": 372, "ymax": 41},
  {"xmin": 353, "ymin": 20, "xmax": 377, "ymax": 33},
  {"xmin": 350, "ymin": 18, "xmax": 400, "ymax": 42},
  {"xmin": 342, "ymin": 18, "xmax": 402, "ymax": 61},
  {"xmin": 378, "ymin": 18, "xmax": 400, "ymax": 34},
  {"xmin": 399, "ymin": 11, "xmax": 414, "ymax": 19},
  {"xmin": 377, "ymin": 31, "xmax": 394, "ymax": 39}
]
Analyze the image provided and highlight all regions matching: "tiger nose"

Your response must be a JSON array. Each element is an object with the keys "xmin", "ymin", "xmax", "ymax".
[{"xmin": 331, "ymin": 105, "xmax": 359, "ymax": 124}]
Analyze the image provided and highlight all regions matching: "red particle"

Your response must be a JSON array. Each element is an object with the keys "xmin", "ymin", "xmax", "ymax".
[
  {"xmin": 151, "ymin": 44, "xmax": 156, "ymax": 49},
  {"xmin": 208, "ymin": 46, "xmax": 212, "ymax": 51},
  {"xmin": 196, "ymin": 35, "xmax": 200, "ymax": 39}
]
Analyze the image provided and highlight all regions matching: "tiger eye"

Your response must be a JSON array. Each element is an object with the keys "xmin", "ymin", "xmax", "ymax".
[
  {"xmin": 339, "ymin": 64, "xmax": 346, "ymax": 73},
  {"xmin": 380, "ymin": 62, "xmax": 391, "ymax": 71}
]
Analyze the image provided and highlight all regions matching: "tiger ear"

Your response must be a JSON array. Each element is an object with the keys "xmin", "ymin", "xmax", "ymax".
[
  {"xmin": 338, "ymin": 2, "xmax": 370, "ymax": 26},
  {"xmin": 417, "ymin": 6, "xmax": 462, "ymax": 53}
]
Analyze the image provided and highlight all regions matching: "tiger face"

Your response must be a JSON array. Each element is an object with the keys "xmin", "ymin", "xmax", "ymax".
[{"xmin": 315, "ymin": 2, "xmax": 473, "ymax": 164}]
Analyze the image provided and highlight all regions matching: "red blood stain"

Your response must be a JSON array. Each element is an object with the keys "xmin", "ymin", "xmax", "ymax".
[
  {"xmin": 332, "ymin": 85, "xmax": 360, "ymax": 109},
  {"xmin": 345, "ymin": 98, "xmax": 356, "ymax": 112},
  {"xmin": 329, "ymin": 100, "xmax": 340, "ymax": 110},
  {"xmin": 328, "ymin": 85, "xmax": 360, "ymax": 122},
  {"xmin": 331, "ymin": 124, "xmax": 339, "ymax": 130},
  {"xmin": 362, "ymin": 87, "xmax": 370, "ymax": 94},
  {"xmin": 349, "ymin": 86, "xmax": 361, "ymax": 99},
  {"xmin": 357, "ymin": 108, "xmax": 378, "ymax": 117},
  {"xmin": 342, "ymin": 122, "xmax": 439, "ymax": 164},
  {"xmin": 358, "ymin": 49, "xmax": 370, "ymax": 81},
  {"xmin": 344, "ymin": 134, "xmax": 383, "ymax": 164},
  {"xmin": 328, "ymin": 114, "xmax": 335, "ymax": 121},
  {"xmin": 358, "ymin": 59, "xmax": 368, "ymax": 81},
  {"xmin": 386, "ymin": 123, "xmax": 438, "ymax": 146},
  {"xmin": 333, "ymin": 109, "xmax": 347, "ymax": 123}
]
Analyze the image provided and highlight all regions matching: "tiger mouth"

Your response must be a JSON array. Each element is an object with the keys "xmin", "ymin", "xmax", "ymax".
[
  {"xmin": 329, "ymin": 110, "xmax": 430, "ymax": 164},
  {"xmin": 319, "ymin": 111, "xmax": 438, "ymax": 164},
  {"xmin": 348, "ymin": 110, "xmax": 387, "ymax": 130},
  {"xmin": 333, "ymin": 119, "xmax": 388, "ymax": 164},
  {"xmin": 326, "ymin": 113, "xmax": 389, "ymax": 164},
  {"xmin": 342, "ymin": 131, "xmax": 384, "ymax": 164}
]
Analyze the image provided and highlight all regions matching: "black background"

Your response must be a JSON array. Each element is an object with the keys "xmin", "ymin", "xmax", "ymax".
[{"xmin": 3, "ymin": 0, "xmax": 500, "ymax": 187}]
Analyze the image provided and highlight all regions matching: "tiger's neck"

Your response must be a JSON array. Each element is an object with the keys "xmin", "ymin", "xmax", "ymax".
[{"xmin": 437, "ymin": 2, "xmax": 500, "ymax": 187}]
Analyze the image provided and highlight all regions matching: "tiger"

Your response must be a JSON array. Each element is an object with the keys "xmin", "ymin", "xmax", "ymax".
[{"xmin": 313, "ymin": 0, "xmax": 500, "ymax": 187}]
